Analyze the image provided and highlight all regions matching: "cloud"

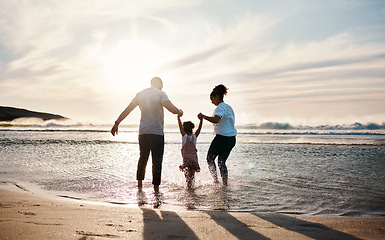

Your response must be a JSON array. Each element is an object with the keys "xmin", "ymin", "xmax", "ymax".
[
  {"xmin": 196, "ymin": 31, "xmax": 385, "ymax": 94},
  {"xmin": 0, "ymin": 2, "xmax": 146, "ymax": 93},
  {"xmin": 159, "ymin": 44, "xmax": 231, "ymax": 72},
  {"xmin": 0, "ymin": 0, "xmax": 384, "ymax": 124},
  {"xmin": 157, "ymin": 12, "xmax": 281, "ymax": 84}
]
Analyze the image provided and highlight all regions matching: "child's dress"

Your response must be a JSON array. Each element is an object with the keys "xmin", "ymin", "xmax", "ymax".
[{"xmin": 180, "ymin": 134, "xmax": 200, "ymax": 172}]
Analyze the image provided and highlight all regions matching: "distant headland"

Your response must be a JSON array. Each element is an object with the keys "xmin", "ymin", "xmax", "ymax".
[{"xmin": 0, "ymin": 106, "xmax": 67, "ymax": 122}]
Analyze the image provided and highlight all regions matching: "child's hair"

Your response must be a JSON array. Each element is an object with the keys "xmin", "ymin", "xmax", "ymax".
[
  {"xmin": 183, "ymin": 121, "xmax": 195, "ymax": 134},
  {"xmin": 210, "ymin": 84, "xmax": 228, "ymax": 100}
]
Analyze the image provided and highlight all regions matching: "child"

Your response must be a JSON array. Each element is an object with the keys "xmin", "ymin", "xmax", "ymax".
[{"xmin": 177, "ymin": 115, "xmax": 203, "ymax": 190}]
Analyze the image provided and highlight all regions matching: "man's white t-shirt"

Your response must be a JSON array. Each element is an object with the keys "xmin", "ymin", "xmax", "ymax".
[
  {"xmin": 213, "ymin": 102, "xmax": 237, "ymax": 137},
  {"xmin": 130, "ymin": 87, "xmax": 169, "ymax": 135}
]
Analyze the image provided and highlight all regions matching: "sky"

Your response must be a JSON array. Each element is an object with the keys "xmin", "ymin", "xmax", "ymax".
[{"xmin": 0, "ymin": 0, "xmax": 385, "ymax": 126}]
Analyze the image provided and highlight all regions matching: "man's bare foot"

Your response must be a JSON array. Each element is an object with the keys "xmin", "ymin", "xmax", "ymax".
[{"xmin": 137, "ymin": 190, "xmax": 146, "ymax": 206}]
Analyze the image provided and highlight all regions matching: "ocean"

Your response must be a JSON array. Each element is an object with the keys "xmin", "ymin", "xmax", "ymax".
[{"xmin": 1, "ymin": 125, "xmax": 385, "ymax": 216}]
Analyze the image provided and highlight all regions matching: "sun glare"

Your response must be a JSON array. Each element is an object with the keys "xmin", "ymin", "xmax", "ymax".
[{"xmin": 102, "ymin": 39, "xmax": 174, "ymax": 93}]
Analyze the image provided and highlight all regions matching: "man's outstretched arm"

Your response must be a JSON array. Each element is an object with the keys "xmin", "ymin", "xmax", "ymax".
[
  {"xmin": 111, "ymin": 103, "xmax": 137, "ymax": 136},
  {"xmin": 162, "ymin": 100, "xmax": 183, "ymax": 116}
]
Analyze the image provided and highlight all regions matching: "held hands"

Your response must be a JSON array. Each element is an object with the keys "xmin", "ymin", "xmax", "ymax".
[
  {"xmin": 178, "ymin": 109, "xmax": 184, "ymax": 117},
  {"xmin": 197, "ymin": 113, "xmax": 204, "ymax": 120}
]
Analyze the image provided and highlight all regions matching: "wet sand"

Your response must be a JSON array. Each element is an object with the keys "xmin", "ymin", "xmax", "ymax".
[{"xmin": 0, "ymin": 183, "xmax": 384, "ymax": 240}]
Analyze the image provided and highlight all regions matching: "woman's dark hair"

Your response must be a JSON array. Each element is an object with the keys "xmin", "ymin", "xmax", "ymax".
[
  {"xmin": 183, "ymin": 121, "xmax": 195, "ymax": 134},
  {"xmin": 210, "ymin": 84, "xmax": 228, "ymax": 100}
]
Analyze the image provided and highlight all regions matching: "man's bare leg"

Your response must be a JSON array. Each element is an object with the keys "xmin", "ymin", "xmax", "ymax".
[
  {"xmin": 153, "ymin": 185, "xmax": 161, "ymax": 208},
  {"xmin": 138, "ymin": 180, "xmax": 143, "ymax": 192},
  {"xmin": 154, "ymin": 185, "xmax": 159, "ymax": 194}
]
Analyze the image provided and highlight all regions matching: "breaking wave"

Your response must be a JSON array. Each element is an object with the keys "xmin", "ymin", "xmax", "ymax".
[
  {"xmin": 1, "ymin": 118, "xmax": 385, "ymax": 134},
  {"xmin": 238, "ymin": 122, "xmax": 385, "ymax": 130}
]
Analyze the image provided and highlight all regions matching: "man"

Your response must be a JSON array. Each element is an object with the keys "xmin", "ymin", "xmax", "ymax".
[{"xmin": 111, "ymin": 77, "xmax": 183, "ymax": 193}]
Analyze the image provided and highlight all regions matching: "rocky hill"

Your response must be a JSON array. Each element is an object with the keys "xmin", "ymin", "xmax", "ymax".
[{"xmin": 0, "ymin": 106, "xmax": 67, "ymax": 121}]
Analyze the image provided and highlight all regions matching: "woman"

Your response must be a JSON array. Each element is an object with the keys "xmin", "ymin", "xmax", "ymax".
[{"xmin": 198, "ymin": 84, "xmax": 237, "ymax": 186}]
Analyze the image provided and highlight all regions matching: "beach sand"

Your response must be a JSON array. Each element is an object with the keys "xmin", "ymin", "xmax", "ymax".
[{"xmin": 0, "ymin": 183, "xmax": 384, "ymax": 240}]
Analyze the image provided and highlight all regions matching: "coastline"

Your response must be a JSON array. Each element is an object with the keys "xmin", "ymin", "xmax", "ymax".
[{"xmin": 1, "ymin": 183, "xmax": 384, "ymax": 240}]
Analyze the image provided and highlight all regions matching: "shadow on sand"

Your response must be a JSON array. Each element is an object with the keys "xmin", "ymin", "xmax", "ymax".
[
  {"xmin": 137, "ymin": 187, "xmax": 362, "ymax": 240},
  {"xmin": 206, "ymin": 210, "xmax": 271, "ymax": 240},
  {"xmin": 253, "ymin": 212, "xmax": 362, "ymax": 240},
  {"xmin": 141, "ymin": 207, "xmax": 199, "ymax": 240}
]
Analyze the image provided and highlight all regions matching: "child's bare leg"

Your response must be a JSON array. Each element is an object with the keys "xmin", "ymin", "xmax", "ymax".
[{"xmin": 185, "ymin": 170, "xmax": 195, "ymax": 190}]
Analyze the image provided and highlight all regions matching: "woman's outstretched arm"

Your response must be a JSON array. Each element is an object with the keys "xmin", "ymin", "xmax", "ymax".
[{"xmin": 198, "ymin": 113, "xmax": 220, "ymax": 124}]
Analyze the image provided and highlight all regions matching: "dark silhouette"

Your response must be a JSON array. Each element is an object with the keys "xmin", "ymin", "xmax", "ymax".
[
  {"xmin": 0, "ymin": 106, "xmax": 66, "ymax": 121},
  {"xmin": 177, "ymin": 115, "xmax": 203, "ymax": 190},
  {"xmin": 198, "ymin": 84, "xmax": 237, "ymax": 186},
  {"xmin": 111, "ymin": 77, "xmax": 183, "ymax": 193}
]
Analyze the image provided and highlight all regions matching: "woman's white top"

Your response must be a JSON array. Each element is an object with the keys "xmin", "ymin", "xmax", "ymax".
[{"xmin": 213, "ymin": 102, "xmax": 237, "ymax": 137}]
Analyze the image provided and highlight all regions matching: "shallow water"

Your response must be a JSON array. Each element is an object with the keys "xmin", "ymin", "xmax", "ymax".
[{"xmin": 1, "ymin": 127, "xmax": 385, "ymax": 215}]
